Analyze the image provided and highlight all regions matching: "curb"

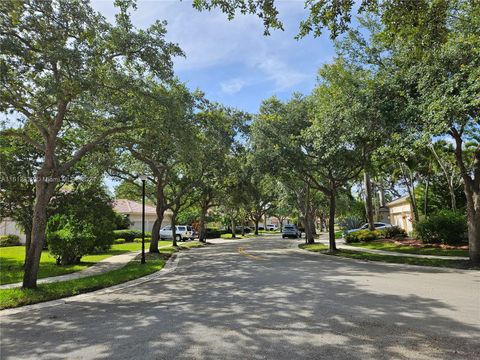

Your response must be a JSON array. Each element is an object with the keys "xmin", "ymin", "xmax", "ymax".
[
  {"xmin": 296, "ymin": 246, "xmax": 478, "ymax": 273},
  {"xmin": 0, "ymin": 252, "xmax": 182, "ymax": 317}
]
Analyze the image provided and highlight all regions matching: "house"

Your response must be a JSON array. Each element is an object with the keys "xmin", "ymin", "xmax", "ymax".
[
  {"xmin": 113, "ymin": 199, "xmax": 172, "ymax": 233},
  {"xmin": 385, "ymin": 196, "xmax": 414, "ymax": 233},
  {"xmin": 0, "ymin": 218, "xmax": 26, "ymax": 244},
  {"xmin": 0, "ymin": 199, "xmax": 173, "ymax": 243}
]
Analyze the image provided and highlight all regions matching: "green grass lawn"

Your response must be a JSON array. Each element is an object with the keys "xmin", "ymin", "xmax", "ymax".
[
  {"xmin": 0, "ymin": 252, "xmax": 167, "ymax": 309},
  {"xmin": 0, "ymin": 241, "xmax": 172, "ymax": 285},
  {"xmin": 298, "ymin": 244, "xmax": 476, "ymax": 269},
  {"xmin": 335, "ymin": 231, "xmax": 343, "ymax": 239},
  {"xmin": 220, "ymin": 233, "xmax": 257, "ymax": 239},
  {"xmin": 347, "ymin": 241, "xmax": 469, "ymax": 257},
  {"xmin": 299, "ymin": 243, "xmax": 329, "ymax": 252},
  {"xmin": 0, "ymin": 241, "xmax": 206, "ymax": 309}
]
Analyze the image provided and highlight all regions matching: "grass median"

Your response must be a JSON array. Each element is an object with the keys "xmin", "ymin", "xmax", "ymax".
[
  {"xmin": 0, "ymin": 241, "xmax": 205, "ymax": 310},
  {"xmin": 299, "ymin": 243, "xmax": 476, "ymax": 270}
]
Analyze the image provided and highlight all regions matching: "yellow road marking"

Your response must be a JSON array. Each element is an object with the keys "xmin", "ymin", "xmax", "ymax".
[{"xmin": 237, "ymin": 246, "xmax": 265, "ymax": 260}]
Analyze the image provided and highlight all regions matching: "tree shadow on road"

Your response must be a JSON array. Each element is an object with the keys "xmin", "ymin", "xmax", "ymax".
[{"xmin": 1, "ymin": 242, "xmax": 479, "ymax": 359}]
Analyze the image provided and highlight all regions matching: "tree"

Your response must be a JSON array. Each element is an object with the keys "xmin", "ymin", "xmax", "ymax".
[
  {"xmin": 0, "ymin": 0, "xmax": 182, "ymax": 288},
  {"xmin": 0, "ymin": 136, "xmax": 39, "ymax": 262},
  {"xmin": 193, "ymin": 105, "xmax": 248, "ymax": 242},
  {"xmin": 377, "ymin": 1, "xmax": 480, "ymax": 264}
]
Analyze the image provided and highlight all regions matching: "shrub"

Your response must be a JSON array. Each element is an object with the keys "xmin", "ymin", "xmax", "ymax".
[
  {"xmin": 113, "ymin": 230, "xmax": 142, "ymax": 242},
  {"xmin": 113, "ymin": 238, "xmax": 126, "ymax": 244},
  {"xmin": 47, "ymin": 218, "xmax": 96, "ymax": 265},
  {"xmin": 338, "ymin": 217, "xmax": 365, "ymax": 231},
  {"xmin": 48, "ymin": 185, "xmax": 116, "ymax": 252},
  {"xmin": 114, "ymin": 213, "xmax": 132, "ymax": 230},
  {"xmin": 0, "ymin": 235, "xmax": 21, "ymax": 247},
  {"xmin": 383, "ymin": 226, "xmax": 407, "ymax": 239},
  {"xmin": 345, "ymin": 230, "xmax": 381, "ymax": 243},
  {"xmin": 205, "ymin": 228, "xmax": 229, "ymax": 239},
  {"xmin": 133, "ymin": 237, "xmax": 151, "ymax": 243},
  {"xmin": 415, "ymin": 210, "xmax": 467, "ymax": 245}
]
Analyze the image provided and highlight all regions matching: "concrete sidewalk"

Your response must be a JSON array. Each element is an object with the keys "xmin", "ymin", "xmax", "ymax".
[
  {"xmin": 317, "ymin": 233, "xmax": 469, "ymax": 261},
  {"xmin": 1, "ymin": 245, "xmax": 170, "ymax": 290}
]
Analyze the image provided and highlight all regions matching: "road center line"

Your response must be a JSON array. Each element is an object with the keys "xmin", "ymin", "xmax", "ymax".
[{"xmin": 237, "ymin": 246, "xmax": 265, "ymax": 260}]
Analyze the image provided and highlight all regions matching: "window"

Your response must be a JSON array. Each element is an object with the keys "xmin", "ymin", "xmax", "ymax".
[
  {"xmin": 163, "ymin": 226, "xmax": 171, "ymax": 231},
  {"xmin": 178, "ymin": 226, "xmax": 186, "ymax": 231}
]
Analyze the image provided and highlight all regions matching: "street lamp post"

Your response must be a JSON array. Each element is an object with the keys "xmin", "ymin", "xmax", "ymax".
[{"xmin": 139, "ymin": 175, "xmax": 148, "ymax": 264}]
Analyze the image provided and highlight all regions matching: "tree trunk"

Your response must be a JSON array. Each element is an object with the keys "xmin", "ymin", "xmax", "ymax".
[
  {"xmin": 199, "ymin": 203, "xmax": 208, "ymax": 243},
  {"xmin": 171, "ymin": 214, "xmax": 178, "ymax": 247},
  {"xmin": 451, "ymin": 131, "xmax": 480, "ymax": 265},
  {"xmin": 231, "ymin": 218, "xmax": 236, "ymax": 238},
  {"xmin": 150, "ymin": 218, "xmax": 162, "ymax": 253},
  {"xmin": 23, "ymin": 226, "xmax": 32, "ymax": 267},
  {"xmin": 424, "ymin": 178, "xmax": 429, "ymax": 217},
  {"xmin": 254, "ymin": 218, "xmax": 259, "ymax": 235},
  {"xmin": 23, "ymin": 179, "xmax": 56, "ymax": 288},
  {"xmin": 401, "ymin": 164, "xmax": 419, "ymax": 222},
  {"xmin": 328, "ymin": 191, "xmax": 337, "ymax": 252},
  {"xmin": 241, "ymin": 217, "xmax": 245, "ymax": 236},
  {"xmin": 150, "ymin": 181, "xmax": 166, "ymax": 253},
  {"xmin": 364, "ymin": 171, "xmax": 375, "ymax": 230}
]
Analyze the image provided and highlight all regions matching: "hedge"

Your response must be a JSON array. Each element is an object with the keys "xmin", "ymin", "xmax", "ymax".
[
  {"xmin": 113, "ymin": 230, "xmax": 151, "ymax": 242},
  {"xmin": 0, "ymin": 235, "xmax": 22, "ymax": 247},
  {"xmin": 415, "ymin": 210, "xmax": 467, "ymax": 245}
]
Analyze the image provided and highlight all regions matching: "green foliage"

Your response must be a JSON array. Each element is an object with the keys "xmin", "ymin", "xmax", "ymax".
[
  {"xmin": 415, "ymin": 210, "xmax": 468, "ymax": 245},
  {"xmin": 113, "ymin": 238, "xmax": 126, "ymax": 244},
  {"xmin": 49, "ymin": 185, "xmax": 116, "ymax": 252},
  {"xmin": 113, "ymin": 229, "xmax": 143, "ymax": 242},
  {"xmin": 133, "ymin": 237, "xmax": 151, "ymax": 243},
  {"xmin": 114, "ymin": 213, "xmax": 132, "ymax": 230},
  {"xmin": 383, "ymin": 226, "xmax": 407, "ymax": 239},
  {"xmin": 345, "ymin": 230, "xmax": 382, "ymax": 243},
  {"xmin": 47, "ymin": 215, "xmax": 96, "ymax": 265},
  {"xmin": 338, "ymin": 217, "xmax": 365, "ymax": 231},
  {"xmin": 0, "ymin": 235, "xmax": 21, "ymax": 247},
  {"xmin": 205, "ymin": 228, "xmax": 229, "ymax": 239}
]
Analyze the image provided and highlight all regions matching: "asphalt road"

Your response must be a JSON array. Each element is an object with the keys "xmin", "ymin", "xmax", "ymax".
[{"xmin": 1, "ymin": 237, "xmax": 479, "ymax": 360}]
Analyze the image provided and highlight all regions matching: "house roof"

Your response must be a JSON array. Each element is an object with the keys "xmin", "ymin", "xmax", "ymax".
[
  {"xmin": 113, "ymin": 199, "xmax": 158, "ymax": 215},
  {"xmin": 386, "ymin": 195, "xmax": 411, "ymax": 207}
]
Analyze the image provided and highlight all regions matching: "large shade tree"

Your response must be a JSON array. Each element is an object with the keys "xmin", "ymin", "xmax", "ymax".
[{"xmin": 0, "ymin": 0, "xmax": 182, "ymax": 287}]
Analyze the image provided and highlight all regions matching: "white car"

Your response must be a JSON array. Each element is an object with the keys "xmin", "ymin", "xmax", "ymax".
[
  {"xmin": 344, "ymin": 222, "xmax": 392, "ymax": 235},
  {"xmin": 266, "ymin": 224, "xmax": 278, "ymax": 231},
  {"xmin": 160, "ymin": 225, "xmax": 195, "ymax": 241}
]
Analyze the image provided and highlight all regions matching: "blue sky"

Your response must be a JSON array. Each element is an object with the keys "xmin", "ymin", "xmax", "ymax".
[{"xmin": 92, "ymin": 0, "xmax": 338, "ymax": 114}]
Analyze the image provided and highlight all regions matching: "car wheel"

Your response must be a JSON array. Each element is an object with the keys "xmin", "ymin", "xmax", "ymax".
[
  {"xmin": 176, "ymin": 235, "xmax": 181, "ymax": 242},
  {"xmin": 282, "ymin": 235, "xmax": 285, "ymax": 239}
]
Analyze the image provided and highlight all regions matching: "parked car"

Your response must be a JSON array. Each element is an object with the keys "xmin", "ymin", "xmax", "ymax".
[
  {"xmin": 282, "ymin": 224, "xmax": 301, "ymax": 239},
  {"xmin": 266, "ymin": 224, "xmax": 278, "ymax": 231},
  {"xmin": 344, "ymin": 222, "xmax": 392, "ymax": 235},
  {"xmin": 160, "ymin": 225, "xmax": 195, "ymax": 241},
  {"xmin": 235, "ymin": 226, "xmax": 252, "ymax": 234}
]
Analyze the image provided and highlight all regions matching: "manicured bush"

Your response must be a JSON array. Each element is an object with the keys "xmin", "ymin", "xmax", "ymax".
[
  {"xmin": 113, "ymin": 230, "xmax": 142, "ymax": 242},
  {"xmin": 383, "ymin": 226, "xmax": 407, "ymax": 239},
  {"xmin": 205, "ymin": 228, "xmax": 229, "ymax": 239},
  {"xmin": 415, "ymin": 210, "xmax": 467, "ymax": 245},
  {"xmin": 0, "ymin": 235, "xmax": 21, "ymax": 247},
  {"xmin": 345, "ymin": 230, "xmax": 381, "ymax": 243},
  {"xmin": 113, "ymin": 238, "xmax": 126, "ymax": 244},
  {"xmin": 133, "ymin": 237, "xmax": 151, "ymax": 243},
  {"xmin": 47, "ymin": 217, "xmax": 96, "ymax": 265}
]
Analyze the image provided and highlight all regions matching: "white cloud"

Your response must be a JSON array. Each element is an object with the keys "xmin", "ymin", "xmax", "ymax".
[
  {"xmin": 220, "ymin": 78, "xmax": 246, "ymax": 94},
  {"xmin": 91, "ymin": 0, "xmax": 333, "ymax": 95}
]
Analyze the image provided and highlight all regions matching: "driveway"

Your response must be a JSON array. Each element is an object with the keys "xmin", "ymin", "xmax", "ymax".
[{"xmin": 1, "ymin": 237, "xmax": 479, "ymax": 359}]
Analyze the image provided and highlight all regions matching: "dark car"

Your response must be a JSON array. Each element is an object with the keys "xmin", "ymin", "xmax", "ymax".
[{"xmin": 282, "ymin": 224, "xmax": 301, "ymax": 239}]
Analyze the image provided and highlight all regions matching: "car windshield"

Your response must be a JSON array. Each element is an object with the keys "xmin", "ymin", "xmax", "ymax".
[
  {"xmin": 178, "ymin": 226, "xmax": 186, "ymax": 231},
  {"xmin": 284, "ymin": 226, "xmax": 294, "ymax": 229}
]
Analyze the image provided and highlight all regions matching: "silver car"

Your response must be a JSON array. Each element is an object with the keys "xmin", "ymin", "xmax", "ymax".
[{"xmin": 282, "ymin": 224, "xmax": 301, "ymax": 239}]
